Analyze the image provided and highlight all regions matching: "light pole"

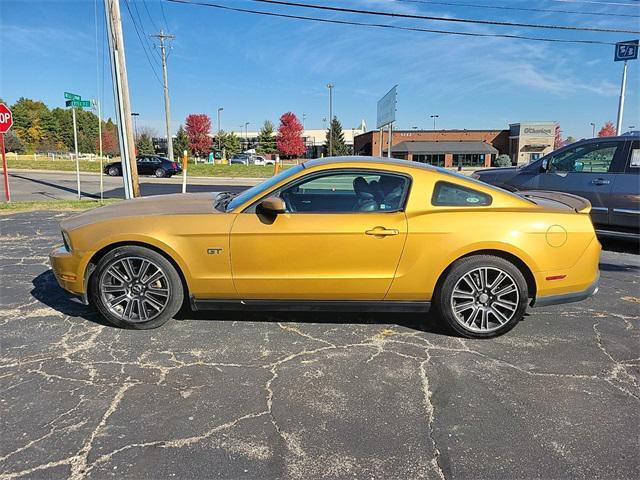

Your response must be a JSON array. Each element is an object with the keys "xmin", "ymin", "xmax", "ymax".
[
  {"xmin": 217, "ymin": 107, "xmax": 223, "ymax": 151},
  {"xmin": 131, "ymin": 112, "xmax": 140, "ymax": 141},
  {"xmin": 327, "ymin": 83, "xmax": 334, "ymax": 156},
  {"xmin": 302, "ymin": 112, "xmax": 307, "ymax": 131},
  {"xmin": 590, "ymin": 122, "xmax": 596, "ymax": 138},
  {"xmin": 430, "ymin": 114, "xmax": 439, "ymax": 130},
  {"xmin": 244, "ymin": 122, "xmax": 249, "ymax": 150}
]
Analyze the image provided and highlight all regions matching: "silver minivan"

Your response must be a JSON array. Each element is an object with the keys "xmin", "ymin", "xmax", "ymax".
[{"xmin": 473, "ymin": 135, "xmax": 639, "ymax": 238}]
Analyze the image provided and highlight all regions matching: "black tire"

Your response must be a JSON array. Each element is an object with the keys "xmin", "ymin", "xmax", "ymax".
[
  {"xmin": 89, "ymin": 246, "xmax": 184, "ymax": 329},
  {"xmin": 107, "ymin": 166, "xmax": 120, "ymax": 176},
  {"xmin": 434, "ymin": 255, "xmax": 528, "ymax": 339},
  {"xmin": 155, "ymin": 168, "xmax": 165, "ymax": 178}
]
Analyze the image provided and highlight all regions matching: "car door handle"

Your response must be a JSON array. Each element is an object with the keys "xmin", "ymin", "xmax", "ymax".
[
  {"xmin": 591, "ymin": 178, "xmax": 610, "ymax": 185},
  {"xmin": 365, "ymin": 227, "xmax": 400, "ymax": 237}
]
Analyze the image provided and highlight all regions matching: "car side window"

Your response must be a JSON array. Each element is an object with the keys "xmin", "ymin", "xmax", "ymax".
[
  {"xmin": 277, "ymin": 171, "xmax": 410, "ymax": 213},
  {"xmin": 432, "ymin": 181, "xmax": 492, "ymax": 207},
  {"xmin": 548, "ymin": 142, "xmax": 619, "ymax": 173},
  {"xmin": 627, "ymin": 141, "xmax": 640, "ymax": 174}
]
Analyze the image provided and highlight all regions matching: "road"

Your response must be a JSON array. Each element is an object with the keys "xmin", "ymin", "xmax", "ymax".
[
  {"xmin": 0, "ymin": 211, "xmax": 638, "ymax": 479},
  {"xmin": 5, "ymin": 170, "xmax": 261, "ymax": 201}
]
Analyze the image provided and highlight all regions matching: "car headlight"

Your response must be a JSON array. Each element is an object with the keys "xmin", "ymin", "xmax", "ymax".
[{"xmin": 62, "ymin": 231, "xmax": 72, "ymax": 252}]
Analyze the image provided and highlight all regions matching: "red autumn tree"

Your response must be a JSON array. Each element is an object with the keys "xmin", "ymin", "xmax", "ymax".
[
  {"xmin": 554, "ymin": 124, "xmax": 563, "ymax": 150},
  {"xmin": 276, "ymin": 112, "xmax": 305, "ymax": 158},
  {"xmin": 597, "ymin": 121, "xmax": 617, "ymax": 137},
  {"xmin": 100, "ymin": 127, "xmax": 119, "ymax": 156},
  {"xmin": 185, "ymin": 113, "xmax": 212, "ymax": 157}
]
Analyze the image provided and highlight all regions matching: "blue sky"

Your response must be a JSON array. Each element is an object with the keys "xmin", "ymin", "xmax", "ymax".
[{"xmin": 1, "ymin": 0, "xmax": 639, "ymax": 139}]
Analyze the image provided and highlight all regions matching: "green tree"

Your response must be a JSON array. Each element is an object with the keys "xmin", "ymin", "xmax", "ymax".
[
  {"xmin": 324, "ymin": 116, "xmax": 348, "ymax": 156},
  {"xmin": 213, "ymin": 130, "xmax": 242, "ymax": 158},
  {"xmin": 495, "ymin": 154, "xmax": 512, "ymax": 167},
  {"xmin": 173, "ymin": 125, "xmax": 190, "ymax": 156},
  {"xmin": 256, "ymin": 120, "xmax": 277, "ymax": 154},
  {"xmin": 136, "ymin": 133, "xmax": 155, "ymax": 155},
  {"xmin": 11, "ymin": 98, "xmax": 55, "ymax": 151}
]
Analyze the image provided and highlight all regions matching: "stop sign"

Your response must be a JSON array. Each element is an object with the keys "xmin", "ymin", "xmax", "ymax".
[{"xmin": 0, "ymin": 103, "xmax": 13, "ymax": 134}]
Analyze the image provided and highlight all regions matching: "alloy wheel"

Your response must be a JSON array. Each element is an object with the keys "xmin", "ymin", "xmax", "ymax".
[
  {"xmin": 99, "ymin": 256, "xmax": 171, "ymax": 323},
  {"xmin": 450, "ymin": 267, "xmax": 520, "ymax": 333}
]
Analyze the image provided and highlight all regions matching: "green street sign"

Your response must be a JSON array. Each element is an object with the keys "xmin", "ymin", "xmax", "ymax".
[
  {"xmin": 65, "ymin": 99, "xmax": 91, "ymax": 108},
  {"xmin": 64, "ymin": 92, "xmax": 81, "ymax": 101}
]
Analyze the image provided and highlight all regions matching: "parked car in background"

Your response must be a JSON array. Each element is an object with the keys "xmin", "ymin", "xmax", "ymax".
[
  {"xmin": 104, "ymin": 156, "xmax": 182, "ymax": 178},
  {"xmin": 473, "ymin": 135, "xmax": 639, "ymax": 238},
  {"xmin": 230, "ymin": 153, "xmax": 275, "ymax": 166}
]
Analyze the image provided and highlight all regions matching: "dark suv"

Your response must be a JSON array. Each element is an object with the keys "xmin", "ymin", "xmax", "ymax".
[{"xmin": 473, "ymin": 135, "xmax": 639, "ymax": 238}]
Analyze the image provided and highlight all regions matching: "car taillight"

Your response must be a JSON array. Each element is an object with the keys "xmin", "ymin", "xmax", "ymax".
[{"xmin": 172, "ymin": 162, "xmax": 178, "ymax": 169}]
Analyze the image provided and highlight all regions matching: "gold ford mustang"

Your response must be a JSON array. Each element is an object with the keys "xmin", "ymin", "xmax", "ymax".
[{"xmin": 50, "ymin": 157, "xmax": 600, "ymax": 338}]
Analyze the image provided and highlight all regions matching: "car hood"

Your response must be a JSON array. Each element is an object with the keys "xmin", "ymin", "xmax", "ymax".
[{"xmin": 61, "ymin": 192, "xmax": 219, "ymax": 231}]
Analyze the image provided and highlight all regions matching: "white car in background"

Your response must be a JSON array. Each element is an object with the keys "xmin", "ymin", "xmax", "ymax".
[{"xmin": 230, "ymin": 153, "xmax": 275, "ymax": 166}]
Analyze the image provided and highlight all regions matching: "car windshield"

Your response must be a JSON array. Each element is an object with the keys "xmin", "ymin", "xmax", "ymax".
[{"xmin": 225, "ymin": 164, "xmax": 304, "ymax": 212}]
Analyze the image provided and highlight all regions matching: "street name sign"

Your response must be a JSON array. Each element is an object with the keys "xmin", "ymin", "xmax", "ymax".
[
  {"xmin": 65, "ymin": 99, "xmax": 91, "ymax": 108},
  {"xmin": 615, "ymin": 40, "xmax": 639, "ymax": 62},
  {"xmin": 64, "ymin": 92, "xmax": 81, "ymax": 101}
]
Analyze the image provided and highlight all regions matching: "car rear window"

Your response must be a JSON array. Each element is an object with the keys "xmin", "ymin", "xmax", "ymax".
[{"xmin": 432, "ymin": 181, "xmax": 492, "ymax": 207}]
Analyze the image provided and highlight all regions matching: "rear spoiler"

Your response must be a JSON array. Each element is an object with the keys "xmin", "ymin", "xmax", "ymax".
[{"xmin": 516, "ymin": 190, "xmax": 592, "ymax": 214}]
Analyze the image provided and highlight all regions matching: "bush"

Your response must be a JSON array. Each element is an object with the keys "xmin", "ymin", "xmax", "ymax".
[{"xmin": 495, "ymin": 154, "xmax": 512, "ymax": 167}]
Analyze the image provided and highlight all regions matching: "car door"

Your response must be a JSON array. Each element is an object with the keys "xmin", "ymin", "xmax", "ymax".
[
  {"xmin": 136, "ymin": 157, "xmax": 150, "ymax": 175},
  {"xmin": 609, "ymin": 139, "xmax": 640, "ymax": 232},
  {"xmin": 525, "ymin": 140, "xmax": 625, "ymax": 227},
  {"xmin": 229, "ymin": 169, "xmax": 410, "ymax": 300}
]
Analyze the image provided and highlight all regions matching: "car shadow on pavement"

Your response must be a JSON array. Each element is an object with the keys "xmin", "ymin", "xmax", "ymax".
[
  {"xmin": 32, "ymin": 270, "xmax": 454, "ymax": 335},
  {"xmin": 31, "ymin": 271, "xmax": 113, "ymax": 327},
  {"xmin": 175, "ymin": 308, "xmax": 451, "ymax": 335}
]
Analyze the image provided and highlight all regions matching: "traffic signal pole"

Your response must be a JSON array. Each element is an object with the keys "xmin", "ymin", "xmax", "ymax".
[{"xmin": 104, "ymin": 0, "xmax": 140, "ymax": 198}]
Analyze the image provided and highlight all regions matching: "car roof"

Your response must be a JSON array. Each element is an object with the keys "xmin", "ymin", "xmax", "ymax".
[{"xmin": 303, "ymin": 156, "xmax": 439, "ymax": 173}]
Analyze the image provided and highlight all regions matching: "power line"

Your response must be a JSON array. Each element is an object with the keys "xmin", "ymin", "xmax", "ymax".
[
  {"xmin": 166, "ymin": 0, "xmax": 619, "ymax": 45},
  {"xmin": 123, "ymin": 0, "xmax": 164, "ymax": 86},
  {"xmin": 142, "ymin": 0, "xmax": 161, "ymax": 31},
  {"xmin": 392, "ymin": 0, "xmax": 640, "ymax": 18},
  {"xmin": 549, "ymin": 0, "xmax": 639, "ymax": 6},
  {"xmin": 238, "ymin": 0, "xmax": 640, "ymax": 34},
  {"xmin": 159, "ymin": 0, "xmax": 171, "ymax": 31},
  {"xmin": 128, "ymin": 0, "xmax": 162, "ymax": 61}
]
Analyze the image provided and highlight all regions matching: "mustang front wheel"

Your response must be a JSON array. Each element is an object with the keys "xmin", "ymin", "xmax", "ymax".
[
  {"xmin": 90, "ymin": 246, "xmax": 184, "ymax": 329},
  {"xmin": 435, "ymin": 255, "xmax": 528, "ymax": 338}
]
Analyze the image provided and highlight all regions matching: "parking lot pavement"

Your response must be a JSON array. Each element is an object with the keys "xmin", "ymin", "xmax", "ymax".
[{"xmin": 1, "ymin": 211, "xmax": 638, "ymax": 480}]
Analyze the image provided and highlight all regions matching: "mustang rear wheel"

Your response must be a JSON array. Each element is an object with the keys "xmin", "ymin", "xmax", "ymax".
[
  {"xmin": 435, "ymin": 255, "xmax": 528, "ymax": 338},
  {"xmin": 90, "ymin": 246, "xmax": 184, "ymax": 329}
]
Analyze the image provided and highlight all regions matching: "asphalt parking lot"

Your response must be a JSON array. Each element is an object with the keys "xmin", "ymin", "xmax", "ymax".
[{"xmin": 1, "ymin": 211, "xmax": 639, "ymax": 480}]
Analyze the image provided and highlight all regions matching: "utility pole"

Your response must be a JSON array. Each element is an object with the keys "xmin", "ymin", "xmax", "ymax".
[
  {"xmin": 327, "ymin": 84, "xmax": 334, "ymax": 156},
  {"xmin": 104, "ymin": 0, "xmax": 139, "ymax": 198},
  {"xmin": 151, "ymin": 30, "xmax": 175, "ymax": 162},
  {"xmin": 131, "ymin": 112, "xmax": 140, "ymax": 141}
]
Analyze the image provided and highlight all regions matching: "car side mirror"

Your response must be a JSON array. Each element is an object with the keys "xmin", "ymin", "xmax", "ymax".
[
  {"xmin": 541, "ymin": 159, "xmax": 549, "ymax": 172},
  {"xmin": 257, "ymin": 197, "xmax": 286, "ymax": 215}
]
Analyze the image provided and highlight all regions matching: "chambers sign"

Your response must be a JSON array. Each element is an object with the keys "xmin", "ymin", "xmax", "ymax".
[
  {"xmin": 523, "ymin": 126, "xmax": 553, "ymax": 136},
  {"xmin": 376, "ymin": 85, "xmax": 397, "ymax": 129}
]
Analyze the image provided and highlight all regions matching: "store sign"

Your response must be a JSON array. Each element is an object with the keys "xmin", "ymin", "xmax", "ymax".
[
  {"xmin": 523, "ymin": 127, "xmax": 553, "ymax": 136},
  {"xmin": 377, "ymin": 85, "xmax": 397, "ymax": 129},
  {"xmin": 615, "ymin": 40, "xmax": 639, "ymax": 62}
]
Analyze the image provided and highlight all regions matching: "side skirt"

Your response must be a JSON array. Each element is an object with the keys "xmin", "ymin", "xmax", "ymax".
[{"xmin": 191, "ymin": 298, "xmax": 431, "ymax": 313}]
